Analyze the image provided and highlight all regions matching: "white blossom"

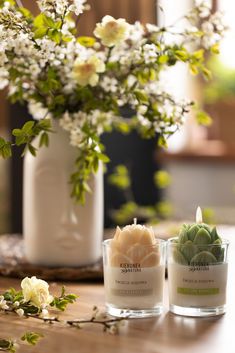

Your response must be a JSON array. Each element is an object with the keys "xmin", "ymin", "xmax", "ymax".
[
  {"xmin": 128, "ymin": 21, "xmax": 145, "ymax": 42},
  {"xmin": 100, "ymin": 76, "xmax": 118, "ymax": 93},
  {"xmin": 16, "ymin": 308, "xmax": 24, "ymax": 317},
  {"xmin": 195, "ymin": 1, "xmax": 212, "ymax": 18},
  {"xmin": 94, "ymin": 15, "xmax": 130, "ymax": 47},
  {"xmin": 69, "ymin": 0, "xmax": 87, "ymax": 16},
  {"xmin": 142, "ymin": 44, "xmax": 159, "ymax": 64},
  {"xmin": 146, "ymin": 23, "xmax": 160, "ymax": 33},
  {"xmin": 0, "ymin": 68, "xmax": 9, "ymax": 90},
  {"xmin": 40, "ymin": 308, "xmax": 49, "ymax": 318},
  {"xmin": 28, "ymin": 101, "xmax": 50, "ymax": 121},
  {"xmin": 0, "ymin": 295, "xmax": 9, "ymax": 310},
  {"xmin": 21, "ymin": 276, "xmax": 54, "ymax": 308},
  {"xmin": 73, "ymin": 55, "xmax": 105, "ymax": 86}
]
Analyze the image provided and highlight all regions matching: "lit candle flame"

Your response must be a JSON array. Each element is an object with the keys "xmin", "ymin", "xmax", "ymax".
[
  {"xmin": 196, "ymin": 207, "xmax": 203, "ymax": 223},
  {"xmin": 133, "ymin": 218, "xmax": 137, "ymax": 225}
]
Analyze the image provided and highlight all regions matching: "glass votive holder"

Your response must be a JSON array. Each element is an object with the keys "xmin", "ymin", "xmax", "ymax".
[
  {"xmin": 102, "ymin": 239, "xmax": 166, "ymax": 318},
  {"xmin": 168, "ymin": 237, "xmax": 229, "ymax": 317}
]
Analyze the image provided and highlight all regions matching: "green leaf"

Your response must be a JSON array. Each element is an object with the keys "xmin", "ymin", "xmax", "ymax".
[
  {"xmin": 189, "ymin": 64, "xmax": 199, "ymax": 75},
  {"xmin": 210, "ymin": 43, "xmax": 220, "ymax": 54},
  {"xmin": 154, "ymin": 170, "xmax": 171, "ymax": 188},
  {"xmin": 202, "ymin": 67, "xmax": 212, "ymax": 81},
  {"xmin": 39, "ymin": 132, "xmax": 49, "ymax": 147},
  {"xmin": 21, "ymin": 332, "xmax": 44, "ymax": 346},
  {"xmin": 83, "ymin": 182, "xmax": 92, "ymax": 193},
  {"xmin": 196, "ymin": 110, "xmax": 212, "ymax": 126},
  {"xmin": 0, "ymin": 138, "xmax": 12, "ymax": 159},
  {"xmin": 97, "ymin": 153, "xmax": 110, "ymax": 163},
  {"xmin": 158, "ymin": 55, "xmax": 168, "ymax": 64},
  {"xmin": 43, "ymin": 15, "xmax": 56, "ymax": 28},
  {"xmin": 77, "ymin": 36, "xmax": 96, "ymax": 47},
  {"xmin": 22, "ymin": 121, "xmax": 35, "ymax": 133},
  {"xmin": 49, "ymin": 29, "xmax": 61, "ymax": 44},
  {"xmin": 12, "ymin": 129, "xmax": 22, "ymax": 137},
  {"xmin": 37, "ymin": 119, "xmax": 52, "ymax": 131},
  {"xmin": 27, "ymin": 143, "xmax": 37, "ymax": 157},
  {"xmin": 108, "ymin": 165, "xmax": 131, "ymax": 190},
  {"xmin": 112, "ymin": 201, "xmax": 138, "ymax": 225},
  {"xmin": 0, "ymin": 339, "xmax": 16, "ymax": 353},
  {"xmin": 134, "ymin": 90, "xmax": 148, "ymax": 103},
  {"xmin": 114, "ymin": 121, "xmax": 130, "ymax": 134},
  {"xmin": 50, "ymin": 287, "xmax": 78, "ymax": 311},
  {"xmin": 192, "ymin": 49, "xmax": 204, "ymax": 60},
  {"xmin": 175, "ymin": 50, "xmax": 189, "ymax": 61},
  {"xmin": 19, "ymin": 7, "xmax": 33, "ymax": 19},
  {"xmin": 158, "ymin": 135, "xmax": 168, "ymax": 148},
  {"xmin": 34, "ymin": 27, "xmax": 48, "ymax": 39},
  {"xmin": 34, "ymin": 13, "xmax": 47, "ymax": 28}
]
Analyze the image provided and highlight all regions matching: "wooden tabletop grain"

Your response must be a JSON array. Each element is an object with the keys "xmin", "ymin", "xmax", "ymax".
[{"xmin": 1, "ymin": 226, "xmax": 235, "ymax": 353}]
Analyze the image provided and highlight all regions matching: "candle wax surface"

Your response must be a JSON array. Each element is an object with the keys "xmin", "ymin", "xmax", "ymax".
[{"xmin": 110, "ymin": 224, "xmax": 160, "ymax": 267}]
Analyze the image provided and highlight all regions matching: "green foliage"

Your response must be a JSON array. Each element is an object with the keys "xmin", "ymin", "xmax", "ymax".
[
  {"xmin": 19, "ymin": 7, "xmax": 33, "ymax": 20},
  {"xmin": 0, "ymin": 0, "xmax": 15, "ymax": 7},
  {"xmin": 204, "ymin": 58, "xmax": 235, "ymax": 104},
  {"xmin": 154, "ymin": 170, "xmax": 171, "ymax": 188},
  {"xmin": 0, "ymin": 339, "xmax": 16, "ymax": 353},
  {"xmin": 11, "ymin": 119, "xmax": 52, "ymax": 157},
  {"xmin": 70, "ymin": 139, "xmax": 109, "ymax": 204},
  {"xmin": 0, "ymin": 138, "xmax": 12, "ymax": 159},
  {"xmin": 156, "ymin": 201, "xmax": 173, "ymax": 218},
  {"xmin": 77, "ymin": 36, "xmax": 96, "ymax": 47},
  {"xmin": 134, "ymin": 90, "xmax": 149, "ymax": 104},
  {"xmin": 108, "ymin": 164, "xmax": 173, "ymax": 225},
  {"xmin": 21, "ymin": 332, "xmax": 43, "ymax": 346},
  {"xmin": 202, "ymin": 207, "xmax": 216, "ymax": 224},
  {"xmin": 112, "ymin": 202, "xmax": 138, "ymax": 225},
  {"xmin": 195, "ymin": 110, "xmax": 212, "ymax": 126},
  {"xmin": 3, "ymin": 288, "xmax": 24, "ymax": 303},
  {"xmin": 108, "ymin": 165, "xmax": 131, "ymax": 190},
  {"xmin": 33, "ymin": 13, "xmax": 64, "ymax": 43},
  {"xmin": 50, "ymin": 286, "xmax": 78, "ymax": 311}
]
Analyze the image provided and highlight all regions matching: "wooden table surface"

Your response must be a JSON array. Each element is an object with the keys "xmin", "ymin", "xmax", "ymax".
[{"xmin": 1, "ymin": 226, "xmax": 235, "ymax": 353}]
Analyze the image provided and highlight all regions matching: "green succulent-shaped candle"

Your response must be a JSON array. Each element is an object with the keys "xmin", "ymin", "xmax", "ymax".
[{"xmin": 173, "ymin": 208, "xmax": 224, "ymax": 266}]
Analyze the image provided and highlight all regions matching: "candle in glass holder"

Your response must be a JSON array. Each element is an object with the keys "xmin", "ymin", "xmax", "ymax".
[
  {"xmin": 103, "ymin": 219, "xmax": 166, "ymax": 318},
  {"xmin": 168, "ymin": 207, "xmax": 229, "ymax": 317}
]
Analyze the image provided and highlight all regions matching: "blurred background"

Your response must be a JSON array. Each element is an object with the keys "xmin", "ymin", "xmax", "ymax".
[{"xmin": 0, "ymin": 0, "xmax": 235, "ymax": 235}]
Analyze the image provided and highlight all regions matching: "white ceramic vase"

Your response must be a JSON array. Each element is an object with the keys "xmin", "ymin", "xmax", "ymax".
[{"xmin": 23, "ymin": 120, "xmax": 104, "ymax": 267}]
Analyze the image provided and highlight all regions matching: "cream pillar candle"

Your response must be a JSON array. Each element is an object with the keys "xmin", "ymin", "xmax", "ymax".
[{"xmin": 103, "ymin": 220, "xmax": 166, "ymax": 318}]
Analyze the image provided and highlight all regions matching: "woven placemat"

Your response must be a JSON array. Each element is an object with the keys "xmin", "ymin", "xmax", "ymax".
[{"xmin": 0, "ymin": 234, "xmax": 103, "ymax": 281}]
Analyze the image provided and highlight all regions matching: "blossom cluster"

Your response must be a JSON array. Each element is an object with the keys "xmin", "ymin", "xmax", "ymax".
[{"xmin": 0, "ymin": 0, "xmax": 226, "ymax": 202}]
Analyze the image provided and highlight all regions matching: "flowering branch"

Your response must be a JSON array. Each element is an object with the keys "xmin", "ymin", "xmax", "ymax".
[
  {"xmin": 0, "ymin": 276, "xmax": 127, "ymax": 341},
  {"xmin": 0, "ymin": 0, "xmax": 227, "ymax": 203},
  {"xmin": 22, "ymin": 306, "xmax": 126, "ymax": 335}
]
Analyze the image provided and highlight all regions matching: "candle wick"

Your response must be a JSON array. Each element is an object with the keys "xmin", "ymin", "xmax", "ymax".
[{"xmin": 133, "ymin": 218, "xmax": 137, "ymax": 225}]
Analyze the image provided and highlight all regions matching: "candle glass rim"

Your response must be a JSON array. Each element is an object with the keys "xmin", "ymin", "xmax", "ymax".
[
  {"xmin": 102, "ymin": 238, "xmax": 167, "ymax": 249},
  {"xmin": 167, "ymin": 236, "xmax": 230, "ymax": 247}
]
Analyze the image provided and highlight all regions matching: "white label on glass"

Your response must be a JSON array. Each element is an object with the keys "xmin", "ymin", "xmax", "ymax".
[
  {"xmin": 168, "ymin": 263, "xmax": 228, "ymax": 307},
  {"xmin": 104, "ymin": 265, "xmax": 164, "ymax": 309}
]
